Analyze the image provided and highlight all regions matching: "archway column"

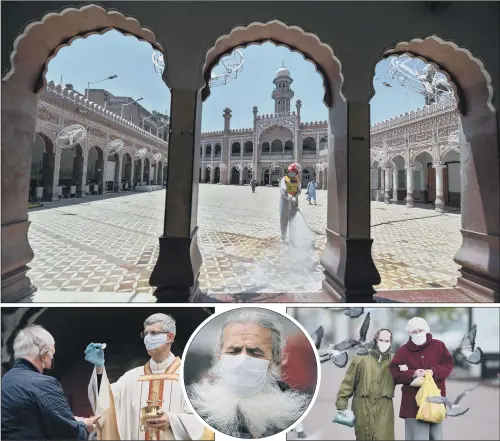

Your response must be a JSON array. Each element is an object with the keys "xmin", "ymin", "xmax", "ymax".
[
  {"xmin": 383, "ymin": 167, "xmax": 392, "ymax": 204},
  {"xmin": 320, "ymin": 100, "xmax": 380, "ymax": 302},
  {"xmin": 115, "ymin": 155, "xmax": 122, "ymax": 192},
  {"xmin": 454, "ymin": 109, "xmax": 500, "ymax": 301},
  {"xmin": 149, "ymin": 88, "xmax": 202, "ymax": 301},
  {"xmin": 80, "ymin": 144, "xmax": 89, "ymax": 197},
  {"xmin": 405, "ymin": 166, "xmax": 415, "ymax": 207},
  {"xmin": 139, "ymin": 160, "xmax": 144, "ymax": 186},
  {"xmin": 51, "ymin": 148, "xmax": 62, "ymax": 201},
  {"xmin": 434, "ymin": 164, "xmax": 446, "ymax": 213},
  {"xmin": 391, "ymin": 167, "xmax": 398, "ymax": 202},
  {"xmin": 1, "ymin": 79, "xmax": 37, "ymax": 301}
]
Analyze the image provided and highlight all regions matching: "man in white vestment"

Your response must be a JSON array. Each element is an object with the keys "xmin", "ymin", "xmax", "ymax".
[{"xmin": 85, "ymin": 313, "xmax": 209, "ymax": 440}]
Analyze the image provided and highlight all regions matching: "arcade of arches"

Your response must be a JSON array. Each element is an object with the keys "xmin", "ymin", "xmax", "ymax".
[{"xmin": 1, "ymin": 2, "xmax": 499, "ymax": 303}]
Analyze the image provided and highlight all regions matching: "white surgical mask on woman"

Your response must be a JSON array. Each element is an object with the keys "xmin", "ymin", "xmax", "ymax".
[
  {"xmin": 144, "ymin": 333, "xmax": 169, "ymax": 351},
  {"xmin": 289, "ymin": 172, "xmax": 297, "ymax": 178},
  {"xmin": 410, "ymin": 332, "xmax": 427, "ymax": 346},
  {"xmin": 377, "ymin": 341, "xmax": 391, "ymax": 353},
  {"xmin": 219, "ymin": 354, "xmax": 270, "ymax": 398}
]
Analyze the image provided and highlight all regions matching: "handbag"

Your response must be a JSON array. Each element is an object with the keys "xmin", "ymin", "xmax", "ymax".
[
  {"xmin": 415, "ymin": 372, "xmax": 446, "ymax": 423},
  {"xmin": 333, "ymin": 409, "xmax": 355, "ymax": 428}
]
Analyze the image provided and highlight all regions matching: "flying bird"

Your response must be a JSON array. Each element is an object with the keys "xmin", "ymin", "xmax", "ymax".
[
  {"xmin": 317, "ymin": 313, "xmax": 372, "ymax": 367},
  {"xmin": 426, "ymin": 384, "xmax": 480, "ymax": 417},
  {"xmin": 332, "ymin": 313, "xmax": 371, "ymax": 354},
  {"xmin": 459, "ymin": 324, "xmax": 483, "ymax": 365},
  {"xmin": 342, "ymin": 308, "xmax": 364, "ymax": 318},
  {"xmin": 310, "ymin": 326, "xmax": 324, "ymax": 350}
]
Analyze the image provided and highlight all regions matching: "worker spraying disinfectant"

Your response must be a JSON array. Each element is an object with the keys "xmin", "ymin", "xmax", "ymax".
[{"xmin": 279, "ymin": 163, "xmax": 301, "ymax": 243}]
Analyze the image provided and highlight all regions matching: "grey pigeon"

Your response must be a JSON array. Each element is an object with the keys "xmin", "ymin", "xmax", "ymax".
[
  {"xmin": 310, "ymin": 326, "xmax": 324, "ymax": 350},
  {"xmin": 342, "ymin": 307, "xmax": 364, "ymax": 318},
  {"xmin": 318, "ymin": 346, "xmax": 349, "ymax": 368},
  {"xmin": 332, "ymin": 313, "xmax": 371, "ymax": 354},
  {"xmin": 459, "ymin": 324, "xmax": 483, "ymax": 365},
  {"xmin": 426, "ymin": 384, "xmax": 480, "ymax": 417}
]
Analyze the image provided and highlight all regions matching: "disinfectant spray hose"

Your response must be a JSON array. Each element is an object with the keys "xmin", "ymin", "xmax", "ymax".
[{"xmin": 296, "ymin": 206, "xmax": 461, "ymax": 237}]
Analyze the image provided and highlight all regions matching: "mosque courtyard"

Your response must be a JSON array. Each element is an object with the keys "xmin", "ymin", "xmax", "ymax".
[{"xmin": 26, "ymin": 185, "xmax": 462, "ymax": 301}]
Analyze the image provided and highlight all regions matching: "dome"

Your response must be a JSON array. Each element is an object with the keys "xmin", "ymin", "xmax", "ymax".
[{"xmin": 276, "ymin": 67, "xmax": 290, "ymax": 78}]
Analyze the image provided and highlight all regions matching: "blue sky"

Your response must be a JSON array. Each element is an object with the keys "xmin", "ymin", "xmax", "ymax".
[{"xmin": 46, "ymin": 30, "xmax": 427, "ymax": 132}]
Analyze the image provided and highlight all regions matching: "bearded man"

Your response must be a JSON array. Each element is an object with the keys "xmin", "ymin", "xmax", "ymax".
[
  {"xmin": 389, "ymin": 317, "xmax": 454, "ymax": 441},
  {"xmin": 187, "ymin": 309, "xmax": 309, "ymax": 439},
  {"xmin": 85, "ymin": 313, "xmax": 208, "ymax": 440},
  {"xmin": 335, "ymin": 329, "xmax": 396, "ymax": 440}
]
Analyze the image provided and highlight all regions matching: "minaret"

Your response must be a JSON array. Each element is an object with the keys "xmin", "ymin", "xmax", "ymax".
[{"xmin": 271, "ymin": 62, "xmax": 294, "ymax": 114}]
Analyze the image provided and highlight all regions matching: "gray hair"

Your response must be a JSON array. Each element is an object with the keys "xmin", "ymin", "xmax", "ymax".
[
  {"xmin": 215, "ymin": 308, "xmax": 287, "ymax": 367},
  {"xmin": 13, "ymin": 325, "xmax": 55, "ymax": 360},
  {"xmin": 144, "ymin": 313, "xmax": 176, "ymax": 336}
]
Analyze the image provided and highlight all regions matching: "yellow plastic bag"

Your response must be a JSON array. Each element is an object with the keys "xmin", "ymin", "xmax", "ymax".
[{"xmin": 415, "ymin": 371, "xmax": 446, "ymax": 423}]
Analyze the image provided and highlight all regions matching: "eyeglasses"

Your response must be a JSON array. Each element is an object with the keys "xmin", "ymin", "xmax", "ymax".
[{"xmin": 140, "ymin": 331, "xmax": 167, "ymax": 338}]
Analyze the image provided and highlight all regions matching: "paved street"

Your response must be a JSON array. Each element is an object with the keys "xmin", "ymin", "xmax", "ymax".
[
  {"xmin": 27, "ymin": 185, "xmax": 462, "ymax": 297},
  {"xmin": 287, "ymin": 362, "xmax": 500, "ymax": 440}
]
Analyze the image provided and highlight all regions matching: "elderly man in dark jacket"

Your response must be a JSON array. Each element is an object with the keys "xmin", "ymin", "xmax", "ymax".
[
  {"xmin": 2, "ymin": 325, "xmax": 97, "ymax": 440},
  {"xmin": 389, "ymin": 317, "xmax": 454, "ymax": 441}
]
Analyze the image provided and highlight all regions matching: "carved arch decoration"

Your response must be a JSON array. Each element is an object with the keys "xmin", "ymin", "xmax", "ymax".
[
  {"xmin": 380, "ymin": 35, "xmax": 495, "ymax": 115},
  {"xmin": 259, "ymin": 123, "xmax": 294, "ymax": 144},
  {"xmin": 202, "ymin": 19, "xmax": 345, "ymax": 107},
  {"xmin": 2, "ymin": 4, "xmax": 164, "ymax": 92}
]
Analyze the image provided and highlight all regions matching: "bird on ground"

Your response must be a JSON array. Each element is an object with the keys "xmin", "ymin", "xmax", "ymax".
[
  {"xmin": 318, "ymin": 313, "xmax": 372, "ymax": 367},
  {"xmin": 310, "ymin": 326, "xmax": 324, "ymax": 350},
  {"xmin": 459, "ymin": 324, "xmax": 483, "ymax": 365},
  {"xmin": 426, "ymin": 384, "xmax": 480, "ymax": 417},
  {"xmin": 342, "ymin": 308, "xmax": 364, "ymax": 318}
]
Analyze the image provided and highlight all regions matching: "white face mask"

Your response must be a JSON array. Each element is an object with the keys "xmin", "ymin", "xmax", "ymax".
[
  {"xmin": 289, "ymin": 172, "xmax": 297, "ymax": 178},
  {"xmin": 219, "ymin": 354, "xmax": 270, "ymax": 398},
  {"xmin": 144, "ymin": 333, "xmax": 169, "ymax": 351},
  {"xmin": 377, "ymin": 341, "xmax": 391, "ymax": 353},
  {"xmin": 410, "ymin": 332, "xmax": 427, "ymax": 346}
]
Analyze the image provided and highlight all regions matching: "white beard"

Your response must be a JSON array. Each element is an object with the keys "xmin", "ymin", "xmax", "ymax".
[{"xmin": 188, "ymin": 362, "xmax": 309, "ymax": 438}]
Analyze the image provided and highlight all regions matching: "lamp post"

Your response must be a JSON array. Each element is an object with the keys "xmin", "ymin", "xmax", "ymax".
[
  {"xmin": 121, "ymin": 97, "xmax": 143, "ymax": 119},
  {"xmin": 142, "ymin": 115, "xmax": 154, "ymax": 132},
  {"xmin": 156, "ymin": 123, "xmax": 169, "ymax": 137},
  {"xmin": 86, "ymin": 75, "xmax": 118, "ymax": 99}
]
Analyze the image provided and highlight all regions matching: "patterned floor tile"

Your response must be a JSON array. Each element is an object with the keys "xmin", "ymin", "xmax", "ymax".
[{"xmin": 26, "ymin": 186, "xmax": 462, "ymax": 299}]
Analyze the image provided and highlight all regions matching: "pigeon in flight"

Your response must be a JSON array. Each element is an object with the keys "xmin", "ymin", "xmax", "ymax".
[
  {"xmin": 459, "ymin": 324, "xmax": 483, "ymax": 365},
  {"xmin": 310, "ymin": 326, "xmax": 324, "ymax": 350},
  {"xmin": 332, "ymin": 313, "xmax": 371, "ymax": 354},
  {"xmin": 426, "ymin": 384, "xmax": 480, "ymax": 417},
  {"xmin": 318, "ymin": 313, "xmax": 372, "ymax": 367},
  {"xmin": 342, "ymin": 308, "xmax": 364, "ymax": 318}
]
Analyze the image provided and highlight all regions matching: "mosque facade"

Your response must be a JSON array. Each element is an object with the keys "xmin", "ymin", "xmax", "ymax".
[{"xmin": 199, "ymin": 67, "xmax": 462, "ymax": 209}]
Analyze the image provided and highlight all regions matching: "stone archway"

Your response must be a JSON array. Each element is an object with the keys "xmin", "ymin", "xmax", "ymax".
[
  {"xmin": 1, "ymin": 3, "xmax": 165, "ymax": 301},
  {"xmin": 86, "ymin": 145, "xmax": 104, "ymax": 195},
  {"xmin": 214, "ymin": 167, "xmax": 221, "ymax": 184},
  {"xmin": 31, "ymin": 132, "xmax": 55, "ymax": 201},
  {"xmin": 204, "ymin": 167, "xmax": 211, "ymax": 183},
  {"xmin": 230, "ymin": 167, "xmax": 239, "ymax": 185},
  {"xmin": 374, "ymin": 36, "xmax": 499, "ymax": 301}
]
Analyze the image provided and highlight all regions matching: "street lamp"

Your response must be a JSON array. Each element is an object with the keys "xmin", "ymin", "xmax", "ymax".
[
  {"xmin": 86, "ymin": 75, "xmax": 118, "ymax": 99},
  {"xmin": 121, "ymin": 97, "xmax": 143, "ymax": 119},
  {"xmin": 156, "ymin": 123, "xmax": 169, "ymax": 137},
  {"xmin": 142, "ymin": 115, "xmax": 155, "ymax": 132}
]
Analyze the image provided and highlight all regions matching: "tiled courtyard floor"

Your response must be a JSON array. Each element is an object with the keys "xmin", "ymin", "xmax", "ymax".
[{"xmin": 26, "ymin": 185, "xmax": 462, "ymax": 299}]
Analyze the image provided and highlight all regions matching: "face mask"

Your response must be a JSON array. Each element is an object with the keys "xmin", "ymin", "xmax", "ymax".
[
  {"xmin": 410, "ymin": 332, "xmax": 427, "ymax": 346},
  {"xmin": 377, "ymin": 341, "xmax": 391, "ymax": 353},
  {"xmin": 144, "ymin": 333, "xmax": 169, "ymax": 351},
  {"xmin": 220, "ymin": 354, "xmax": 270, "ymax": 398},
  {"xmin": 289, "ymin": 172, "xmax": 297, "ymax": 178}
]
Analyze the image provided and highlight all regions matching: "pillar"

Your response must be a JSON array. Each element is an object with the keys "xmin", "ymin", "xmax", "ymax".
[
  {"xmin": 149, "ymin": 88, "xmax": 202, "ymax": 301},
  {"xmin": 392, "ymin": 167, "xmax": 398, "ymax": 202},
  {"xmin": 130, "ymin": 160, "xmax": 135, "ymax": 190},
  {"xmin": 320, "ymin": 101, "xmax": 380, "ymax": 302},
  {"xmin": 378, "ymin": 169, "xmax": 385, "ymax": 201},
  {"xmin": 51, "ymin": 148, "xmax": 62, "ymax": 200},
  {"xmin": 80, "ymin": 146, "xmax": 88, "ymax": 197},
  {"xmin": 1, "ymin": 78, "xmax": 38, "ymax": 301},
  {"xmin": 405, "ymin": 166, "xmax": 415, "ymax": 207},
  {"xmin": 434, "ymin": 164, "xmax": 446, "ymax": 213},
  {"xmin": 222, "ymin": 108, "xmax": 231, "ymax": 184},
  {"xmin": 115, "ymin": 156, "xmax": 122, "ymax": 192},
  {"xmin": 139, "ymin": 160, "xmax": 144, "ymax": 185},
  {"xmin": 72, "ymin": 154, "xmax": 84, "ymax": 197},
  {"xmin": 384, "ymin": 167, "xmax": 392, "ymax": 204}
]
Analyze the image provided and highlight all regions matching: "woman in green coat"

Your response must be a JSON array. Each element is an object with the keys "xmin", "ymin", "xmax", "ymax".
[{"xmin": 335, "ymin": 329, "xmax": 396, "ymax": 440}]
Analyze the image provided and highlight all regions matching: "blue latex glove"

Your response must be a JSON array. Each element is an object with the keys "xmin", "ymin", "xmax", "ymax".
[{"xmin": 85, "ymin": 343, "xmax": 105, "ymax": 368}]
